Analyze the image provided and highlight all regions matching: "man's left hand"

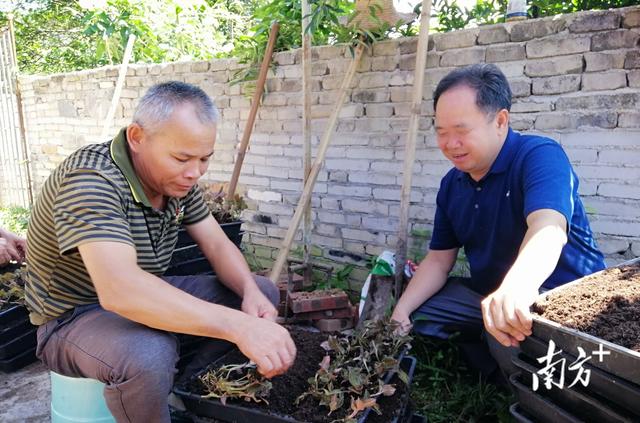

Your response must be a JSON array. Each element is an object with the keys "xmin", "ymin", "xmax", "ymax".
[
  {"xmin": 481, "ymin": 283, "xmax": 538, "ymax": 347},
  {"xmin": 242, "ymin": 287, "xmax": 278, "ymax": 321}
]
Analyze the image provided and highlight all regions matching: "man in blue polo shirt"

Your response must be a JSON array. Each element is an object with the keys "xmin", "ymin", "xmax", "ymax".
[{"xmin": 391, "ymin": 63, "xmax": 605, "ymax": 379}]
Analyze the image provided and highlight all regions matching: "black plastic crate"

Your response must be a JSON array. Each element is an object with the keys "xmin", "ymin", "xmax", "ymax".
[
  {"xmin": 175, "ymin": 354, "xmax": 417, "ymax": 423},
  {"xmin": 0, "ymin": 346, "xmax": 37, "ymax": 372},
  {"xmin": 510, "ymin": 373, "xmax": 581, "ymax": 423},
  {"xmin": 512, "ymin": 354, "xmax": 636, "ymax": 422},
  {"xmin": 532, "ymin": 258, "xmax": 640, "ymax": 387},
  {"xmin": 0, "ymin": 304, "xmax": 28, "ymax": 326},
  {"xmin": 509, "ymin": 403, "xmax": 534, "ymax": 423},
  {"xmin": 520, "ymin": 334, "xmax": 640, "ymax": 416},
  {"xmin": 0, "ymin": 315, "xmax": 32, "ymax": 345},
  {"xmin": 0, "ymin": 326, "xmax": 37, "ymax": 360}
]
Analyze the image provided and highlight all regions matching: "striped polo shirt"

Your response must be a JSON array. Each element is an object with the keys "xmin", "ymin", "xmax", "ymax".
[{"xmin": 25, "ymin": 128, "xmax": 210, "ymax": 325}]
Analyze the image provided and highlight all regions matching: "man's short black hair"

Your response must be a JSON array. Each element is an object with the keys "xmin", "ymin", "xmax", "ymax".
[{"xmin": 433, "ymin": 64, "xmax": 512, "ymax": 115}]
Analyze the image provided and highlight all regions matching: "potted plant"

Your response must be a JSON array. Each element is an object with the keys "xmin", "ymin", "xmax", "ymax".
[
  {"xmin": 167, "ymin": 183, "xmax": 248, "ymax": 277},
  {"xmin": 0, "ymin": 265, "xmax": 37, "ymax": 372}
]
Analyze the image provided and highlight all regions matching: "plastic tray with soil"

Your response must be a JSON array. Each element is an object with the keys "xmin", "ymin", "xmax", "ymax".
[
  {"xmin": 174, "ymin": 323, "xmax": 414, "ymax": 423},
  {"xmin": 0, "ymin": 265, "xmax": 28, "ymax": 325},
  {"xmin": 531, "ymin": 258, "xmax": 640, "ymax": 385}
]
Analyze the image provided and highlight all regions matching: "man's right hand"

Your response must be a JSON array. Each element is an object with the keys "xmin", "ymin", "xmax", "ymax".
[
  {"xmin": 390, "ymin": 307, "xmax": 412, "ymax": 335},
  {"xmin": 234, "ymin": 317, "xmax": 296, "ymax": 379},
  {"xmin": 0, "ymin": 237, "xmax": 23, "ymax": 266}
]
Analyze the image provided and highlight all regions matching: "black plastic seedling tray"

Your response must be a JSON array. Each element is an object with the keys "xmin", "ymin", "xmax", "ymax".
[
  {"xmin": 0, "ymin": 315, "xmax": 32, "ymax": 345},
  {"xmin": 175, "ymin": 354, "xmax": 417, "ymax": 423},
  {"xmin": 0, "ymin": 326, "xmax": 37, "ymax": 360},
  {"xmin": 520, "ymin": 334, "xmax": 640, "ymax": 416},
  {"xmin": 532, "ymin": 258, "xmax": 640, "ymax": 387},
  {"xmin": 0, "ymin": 346, "xmax": 37, "ymax": 372},
  {"xmin": 509, "ymin": 403, "xmax": 534, "ymax": 423},
  {"xmin": 510, "ymin": 373, "xmax": 582, "ymax": 423},
  {"xmin": 0, "ymin": 304, "xmax": 28, "ymax": 326},
  {"xmin": 512, "ymin": 354, "xmax": 636, "ymax": 422}
]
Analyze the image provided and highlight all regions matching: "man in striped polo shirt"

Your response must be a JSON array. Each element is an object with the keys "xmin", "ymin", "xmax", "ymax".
[{"xmin": 25, "ymin": 81, "xmax": 295, "ymax": 422}]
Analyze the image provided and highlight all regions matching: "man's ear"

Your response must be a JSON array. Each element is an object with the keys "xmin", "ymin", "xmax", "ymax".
[
  {"xmin": 496, "ymin": 109, "xmax": 509, "ymax": 130},
  {"xmin": 126, "ymin": 123, "xmax": 144, "ymax": 152}
]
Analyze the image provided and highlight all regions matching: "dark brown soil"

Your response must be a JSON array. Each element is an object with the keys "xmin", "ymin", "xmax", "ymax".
[
  {"xmin": 533, "ymin": 263, "xmax": 640, "ymax": 352},
  {"xmin": 181, "ymin": 327, "xmax": 408, "ymax": 422}
]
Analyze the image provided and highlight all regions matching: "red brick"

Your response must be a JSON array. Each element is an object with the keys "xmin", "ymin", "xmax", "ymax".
[
  {"xmin": 314, "ymin": 318, "xmax": 353, "ymax": 332},
  {"xmin": 288, "ymin": 290, "xmax": 350, "ymax": 313},
  {"xmin": 291, "ymin": 306, "xmax": 353, "ymax": 321}
]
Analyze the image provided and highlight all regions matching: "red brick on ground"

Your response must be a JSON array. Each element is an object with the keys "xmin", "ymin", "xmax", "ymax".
[
  {"xmin": 314, "ymin": 318, "xmax": 354, "ymax": 332},
  {"xmin": 291, "ymin": 306, "xmax": 353, "ymax": 321},
  {"xmin": 288, "ymin": 289, "xmax": 350, "ymax": 314}
]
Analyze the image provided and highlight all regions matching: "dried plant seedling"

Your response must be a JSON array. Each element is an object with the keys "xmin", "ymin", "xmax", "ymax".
[
  {"xmin": 0, "ymin": 268, "xmax": 25, "ymax": 308},
  {"xmin": 297, "ymin": 318, "xmax": 412, "ymax": 422},
  {"xmin": 200, "ymin": 183, "xmax": 248, "ymax": 224},
  {"xmin": 199, "ymin": 361, "xmax": 272, "ymax": 405}
]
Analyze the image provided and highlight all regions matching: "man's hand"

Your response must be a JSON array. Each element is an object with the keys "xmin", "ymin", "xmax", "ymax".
[
  {"xmin": 0, "ymin": 231, "xmax": 26, "ymax": 265},
  {"xmin": 241, "ymin": 287, "xmax": 278, "ymax": 322},
  {"xmin": 234, "ymin": 317, "xmax": 296, "ymax": 378},
  {"xmin": 390, "ymin": 307, "xmax": 412, "ymax": 335},
  {"xmin": 481, "ymin": 283, "xmax": 538, "ymax": 347}
]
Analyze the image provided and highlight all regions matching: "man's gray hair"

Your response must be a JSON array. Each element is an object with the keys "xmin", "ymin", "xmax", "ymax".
[{"xmin": 133, "ymin": 81, "xmax": 219, "ymax": 130}]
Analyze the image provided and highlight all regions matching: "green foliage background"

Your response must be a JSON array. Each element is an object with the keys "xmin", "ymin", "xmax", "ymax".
[{"xmin": 2, "ymin": 0, "xmax": 634, "ymax": 76}]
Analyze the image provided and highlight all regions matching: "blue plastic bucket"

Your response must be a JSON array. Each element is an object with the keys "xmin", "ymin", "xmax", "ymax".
[{"xmin": 50, "ymin": 372, "xmax": 115, "ymax": 423}]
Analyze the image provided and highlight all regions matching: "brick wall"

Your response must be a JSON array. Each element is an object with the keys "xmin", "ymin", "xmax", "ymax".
[{"xmin": 17, "ymin": 6, "xmax": 640, "ymax": 280}]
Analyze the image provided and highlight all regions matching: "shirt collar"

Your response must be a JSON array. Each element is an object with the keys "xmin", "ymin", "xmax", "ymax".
[
  {"xmin": 487, "ymin": 127, "xmax": 518, "ymax": 175},
  {"xmin": 109, "ymin": 128, "xmax": 152, "ymax": 207}
]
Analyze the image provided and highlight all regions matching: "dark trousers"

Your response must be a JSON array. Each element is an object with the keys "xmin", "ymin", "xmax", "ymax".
[
  {"xmin": 36, "ymin": 274, "xmax": 279, "ymax": 423},
  {"xmin": 411, "ymin": 277, "xmax": 518, "ymax": 380}
]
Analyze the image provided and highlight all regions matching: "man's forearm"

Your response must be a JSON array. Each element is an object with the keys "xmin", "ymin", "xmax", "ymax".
[
  {"xmin": 501, "ymin": 223, "xmax": 566, "ymax": 292},
  {"xmin": 395, "ymin": 250, "xmax": 456, "ymax": 316},
  {"xmin": 98, "ymin": 264, "xmax": 250, "ymax": 343},
  {"xmin": 205, "ymin": 239, "xmax": 260, "ymax": 297}
]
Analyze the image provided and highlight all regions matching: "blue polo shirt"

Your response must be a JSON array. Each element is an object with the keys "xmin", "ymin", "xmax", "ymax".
[{"xmin": 430, "ymin": 128, "xmax": 605, "ymax": 296}]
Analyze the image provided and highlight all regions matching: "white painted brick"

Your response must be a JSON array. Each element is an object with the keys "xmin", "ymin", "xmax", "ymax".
[
  {"xmin": 349, "ymin": 172, "xmax": 396, "ymax": 185},
  {"xmin": 325, "ymin": 159, "xmax": 370, "ymax": 171},
  {"xmin": 247, "ymin": 189, "xmax": 282, "ymax": 203},
  {"xmin": 592, "ymin": 217, "xmax": 640, "ymax": 237},
  {"xmin": 584, "ymin": 197, "xmax": 640, "ymax": 218},
  {"xmin": 345, "ymin": 147, "xmax": 393, "ymax": 160},
  {"xmin": 317, "ymin": 211, "xmax": 347, "ymax": 225},
  {"xmin": 270, "ymin": 179, "xmax": 302, "ymax": 192},
  {"xmin": 598, "ymin": 149, "xmax": 640, "ymax": 165},
  {"xmin": 597, "ymin": 237, "xmax": 631, "ymax": 254},
  {"xmin": 362, "ymin": 216, "xmax": 399, "ymax": 231},
  {"xmin": 259, "ymin": 203, "xmax": 294, "ymax": 216},
  {"xmin": 311, "ymin": 234, "xmax": 342, "ymax": 249},
  {"xmin": 598, "ymin": 183, "xmax": 640, "ymax": 199},
  {"xmin": 321, "ymin": 197, "xmax": 340, "ymax": 210},
  {"xmin": 330, "ymin": 185, "xmax": 372, "ymax": 197},
  {"xmin": 342, "ymin": 199, "xmax": 388, "ymax": 215},
  {"xmin": 341, "ymin": 228, "xmax": 377, "ymax": 242},
  {"xmin": 582, "ymin": 70, "xmax": 627, "ymax": 91},
  {"xmin": 576, "ymin": 165, "xmax": 639, "ymax": 180},
  {"xmin": 373, "ymin": 187, "xmax": 421, "ymax": 202}
]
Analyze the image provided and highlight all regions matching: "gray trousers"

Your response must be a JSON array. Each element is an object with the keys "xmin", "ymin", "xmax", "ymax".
[{"xmin": 36, "ymin": 274, "xmax": 279, "ymax": 423}]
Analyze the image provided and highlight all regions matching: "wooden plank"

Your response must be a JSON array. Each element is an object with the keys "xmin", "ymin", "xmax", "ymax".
[
  {"xmin": 227, "ymin": 22, "xmax": 280, "ymax": 198},
  {"xmin": 394, "ymin": 0, "xmax": 433, "ymax": 299},
  {"xmin": 270, "ymin": 44, "xmax": 365, "ymax": 284}
]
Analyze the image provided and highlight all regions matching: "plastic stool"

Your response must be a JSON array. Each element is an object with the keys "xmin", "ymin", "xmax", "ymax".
[{"xmin": 50, "ymin": 372, "xmax": 115, "ymax": 423}]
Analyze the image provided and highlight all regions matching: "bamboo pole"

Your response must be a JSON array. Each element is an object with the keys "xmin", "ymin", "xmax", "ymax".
[
  {"xmin": 394, "ymin": 0, "xmax": 433, "ymax": 299},
  {"xmin": 301, "ymin": 1, "xmax": 313, "ymax": 285},
  {"xmin": 100, "ymin": 34, "xmax": 136, "ymax": 140},
  {"xmin": 7, "ymin": 15, "xmax": 33, "ymax": 206},
  {"xmin": 270, "ymin": 44, "xmax": 365, "ymax": 284},
  {"xmin": 227, "ymin": 21, "xmax": 280, "ymax": 198}
]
